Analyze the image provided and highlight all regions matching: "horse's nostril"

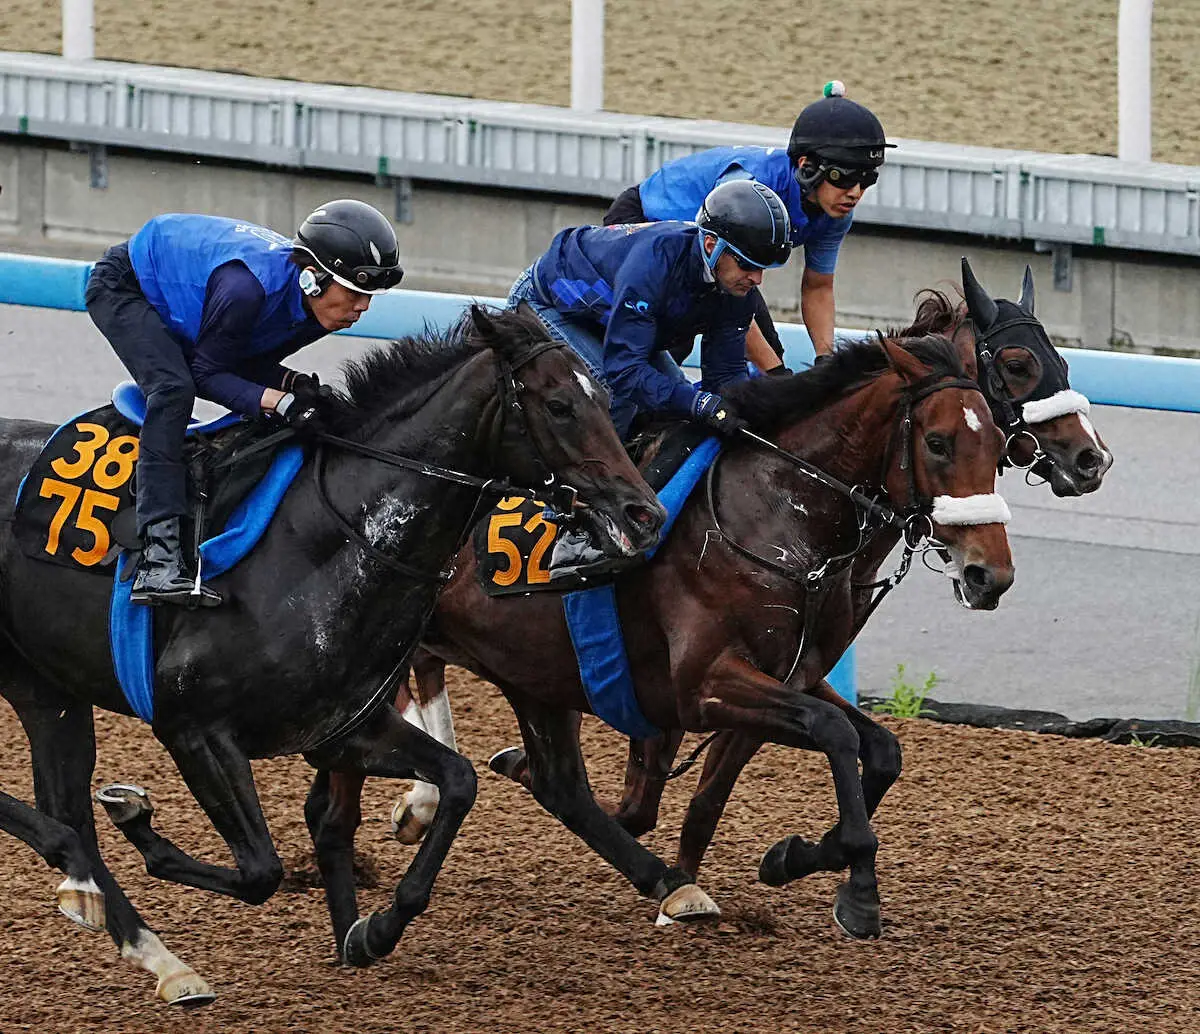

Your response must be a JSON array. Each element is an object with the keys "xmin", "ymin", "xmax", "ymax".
[
  {"xmin": 1076, "ymin": 448, "xmax": 1102, "ymax": 476},
  {"xmin": 626, "ymin": 503, "xmax": 660, "ymax": 529},
  {"xmin": 963, "ymin": 564, "xmax": 992, "ymax": 592}
]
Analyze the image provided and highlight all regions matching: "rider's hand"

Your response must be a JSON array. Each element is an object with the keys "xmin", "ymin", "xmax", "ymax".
[
  {"xmin": 284, "ymin": 371, "xmax": 334, "ymax": 410},
  {"xmin": 690, "ymin": 391, "xmax": 748, "ymax": 437},
  {"xmin": 275, "ymin": 391, "xmax": 324, "ymax": 437},
  {"xmin": 812, "ymin": 352, "xmax": 836, "ymax": 367},
  {"xmin": 765, "ymin": 364, "xmax": 794, "ymax": 377}
]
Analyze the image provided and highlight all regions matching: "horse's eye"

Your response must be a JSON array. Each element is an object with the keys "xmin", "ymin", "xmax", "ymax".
[
  {"xmin": 1004, "ymin": 360, "xmax": 1029, "ymax": 376},
  {"xmin": 547, "ymin": 398, "xmax": 572, "ymax": 418},
  {"xmin": 925, "ymin": 433, "xmax": 950, "ymax": 457}
]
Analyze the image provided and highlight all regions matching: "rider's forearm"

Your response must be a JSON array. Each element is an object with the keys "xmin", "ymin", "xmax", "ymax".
[
  {"xmin": 801, "ymin": 274, "xmax": 837, "ymax": 356},
  {"xmin": 745, "ymin": 320, "xmax": 783, "ymax": 373}
]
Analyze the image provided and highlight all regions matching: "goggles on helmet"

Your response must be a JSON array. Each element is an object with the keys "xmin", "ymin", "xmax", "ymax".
[{"xmin": 821, "ymin": 165, "xmax": 880, "ymax": 191}]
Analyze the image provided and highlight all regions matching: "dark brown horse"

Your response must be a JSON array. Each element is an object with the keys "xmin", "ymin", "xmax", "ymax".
[
  {"xmin": 381, "ymin": 263, "xmax": 1113, "ymax": 923},
  {"xmin": 312, "ymin": 328, "xmax": 1015, "ymax": 944}
]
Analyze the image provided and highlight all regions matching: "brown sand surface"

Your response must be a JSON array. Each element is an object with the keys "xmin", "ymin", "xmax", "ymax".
[
  {"xmin": 1, "ymin": 665, "xmax": 1198, "ymax": 1032},
  {"xmin": 2, "ymin": 1, "xmax": 1200, "ymax": 164}
]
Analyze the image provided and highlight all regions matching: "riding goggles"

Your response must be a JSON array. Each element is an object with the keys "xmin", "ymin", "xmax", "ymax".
[
  {"xmin": 338, "ymin": 263, "xmax": 406, "ymax": 295},
  {"xmin": 822, "ymin": 165, "xmax": 880, "ymax": 191},
  {"xmin": 725, "ymin": 240, "xmax": 793, "ymax": 271}
]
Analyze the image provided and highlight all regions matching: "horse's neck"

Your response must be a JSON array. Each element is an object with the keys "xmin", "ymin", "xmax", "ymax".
[{"xmin": 775, "ymin": 377, "xmax": 899, "ymax": 489}]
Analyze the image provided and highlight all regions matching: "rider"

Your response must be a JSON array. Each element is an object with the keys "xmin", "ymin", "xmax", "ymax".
[
  {"xmin": 84, "ymin": 199, "xmax": 405, "ymax": 608},
  {"xmin": 509, "ymin": 178, "xmax": 792, "ymax": 441},
  {"xmin": 603, "ymin": 81, "xmax": 891, "ymax": 374}
]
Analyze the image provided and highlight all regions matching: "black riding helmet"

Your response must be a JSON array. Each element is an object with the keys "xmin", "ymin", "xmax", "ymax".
[
  {"xmin": 293, "ymin": 198, "xmax": 404, "ymax": 295},
  {"xmin": 787, "ymin": 81, "xmax": 893, "ymax": 194},
  {"xmin": 695, "ymin": 180, "xmax": 792, "ymax": 270}
]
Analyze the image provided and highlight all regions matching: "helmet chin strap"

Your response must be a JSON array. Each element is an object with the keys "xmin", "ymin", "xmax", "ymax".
[{"xmin": 698, "ymin": 231, "xmax": 726, "ymax": 272}]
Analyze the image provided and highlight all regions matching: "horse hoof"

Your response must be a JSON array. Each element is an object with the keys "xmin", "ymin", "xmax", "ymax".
[
  {"xmin": 832, "ymin": 881, "xmax": 882, "ymax": 940},
  {"xmin": 488, "ymin": 746, "xmax": 527, "ymax": 782},
  {"xmin": 56, "ymin": 876, "xmax": 105, "ymax": 932},
  {"xmin": 158, "ymin": 969, "xmax": 216, "ymax": 1008},
  {"xmin": 389, "ymin": 801, "xmax": 429, "ymax": 845},
  {"xmin": 343, "ymin": 915, "xmax": 384, "ymax": 968},
  {"xmin": 95, "ymin": 783, "xmax": 153, "ymax": 826},
  {"xmin": 656, "ymin": 884, "xmax": 720, "ymax": 926}
]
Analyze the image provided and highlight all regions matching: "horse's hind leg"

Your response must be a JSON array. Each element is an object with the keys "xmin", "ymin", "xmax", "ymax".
[
  {"xmin": 759, "ymin": 682, "xmax": 902, "ymax": 888},
  {"xmin": 0, "ymin": 789, "xmax": 102, "ymax": 929},
  {"xmin": 503, "ymin": 690, "xmax": 719, "ymax": 926},
  {"xmin": 312, "ymin": 703, "xmax": 477, "ymax": 967},
  {"xmin": 4, "ymin": 676, "xmax": 213, "ymax": 1006}
]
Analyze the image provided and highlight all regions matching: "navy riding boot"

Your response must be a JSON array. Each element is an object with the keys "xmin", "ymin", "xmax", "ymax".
[{"xmin": 130, "ymin": 517, "xmax": 222, "ymax": 608}]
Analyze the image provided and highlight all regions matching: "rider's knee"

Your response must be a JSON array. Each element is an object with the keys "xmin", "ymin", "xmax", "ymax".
[{"xmin": 146, "ymin": 380, "xmax": 194, "ymax": 419}]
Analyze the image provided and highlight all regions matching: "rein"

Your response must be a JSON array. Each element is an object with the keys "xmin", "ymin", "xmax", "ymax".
[
  {"xmin": 310, "ymin": 339, "xmax": 579, "ymax": 584},
  {"xmin": 706, "ymin": 372, "xmax": 984, "ymax": 687}
]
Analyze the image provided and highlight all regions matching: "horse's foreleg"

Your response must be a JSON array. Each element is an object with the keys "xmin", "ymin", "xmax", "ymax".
[
  {"xmin": 504, "ymin": 689, "xmax": 719, "ymax": 926},
  {"xmin": 390, "ymin": 652, "xmax": 455, "ymax": 844},
  {"xmin": 316, "ymin": 703, "xmax": 476, "ymax": 967},
  {"xmin": 609, "ymin": 728, "xmax": 686, "ymax": 837},
  {"xmin": 694, "ymin": 655, "xmax": 882, "ymax": 939},
  {"xmin": 760, "ymin": 681, "xmax": 902, "ymax": 887},
  {"xmin": 5, "ymin": 680, "xmax": 213, "ymax": 1006},
  {"xmin": 675, "ymin": 731, "xmax": 762, "ymax": 878},
  {"xmin": 98, "ymin": 727, "xmax": 283, "ymax": 906},
  {"xmin": 304, "ymin": 768, "xmax": 365, "ymax": 956}
]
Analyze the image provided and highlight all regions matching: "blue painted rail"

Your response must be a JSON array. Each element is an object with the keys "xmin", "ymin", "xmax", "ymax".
[{"xmin": 5, "ymin": 251, "xmax": 1200, "ymax": 706}]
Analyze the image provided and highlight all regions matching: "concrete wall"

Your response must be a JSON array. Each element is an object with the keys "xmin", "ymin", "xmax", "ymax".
[{"xmin": 3, "ymin": 138, "xmax": 1200, "ymax": 357}]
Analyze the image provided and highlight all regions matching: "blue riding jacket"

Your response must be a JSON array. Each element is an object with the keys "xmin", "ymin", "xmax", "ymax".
[
  {"xmin": 637, "ymin": 146, "xmax": 851, "ymax": 275},
  {"xmin": 128, "ymin": 214, "xmax": 326, "ymax": 414},
  {"xmin": 531, "ymin": 221, "xmax": 754, "ymax": 416}
]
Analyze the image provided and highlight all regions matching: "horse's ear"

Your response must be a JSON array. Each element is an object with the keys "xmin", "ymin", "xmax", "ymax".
[
  {"xmin": 876, "ymin": 333, "xmax": 928, "ymax": 383},
  {"xmin": 469, "ymin": 304, "xmax": 496, "ymax": 338},
  {"xmin": 1018, "ymin": 265, "xmax": 1036, "ymax": 315},
  {"xmin": 961, "ymin": 257, "xmax": 999, "ymax": 329}
]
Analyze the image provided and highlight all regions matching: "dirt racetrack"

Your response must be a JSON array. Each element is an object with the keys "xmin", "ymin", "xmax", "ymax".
[
  {"xmin": 1, "ymin": 665, "xmax": 1198, "ymax": 1033},
  {"xmin": 3, "ymin": 1, "xmax": 1200, "ymax": 165}
]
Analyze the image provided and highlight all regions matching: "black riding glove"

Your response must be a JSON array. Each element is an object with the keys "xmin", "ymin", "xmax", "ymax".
[
  {"xmin": 765, "ymin": 364, "xmax": 794, "ymax": 377},
  {"xmin": 689, "ymin": 391, "xmax": 748, "ymax": 437},
  {"xmin": 284, "ymin": 371, "xmax": 335, "ymax": 410},
  {"xmin": 812, "ymin": 352, "xmax": 836, "ymax": 367},
  {"xmin": 275, "ymin": 391, "xmax": 325, "ymax": 438}
]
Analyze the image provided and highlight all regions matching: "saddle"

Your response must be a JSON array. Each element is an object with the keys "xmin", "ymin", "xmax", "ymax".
[
  {"xmin": 473, "ymin": 421, "xmax": 717, "ymax": 597},
  {"xmin": 12, "ymin": 381, "xmax": 293, "ymax": 576}
]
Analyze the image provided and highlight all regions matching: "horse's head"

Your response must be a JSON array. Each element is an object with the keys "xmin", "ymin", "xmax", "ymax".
[
  {"xmin": 877, "ymin": 335, "xmax": 1015, "ymax": 611},
  {"xmin": 960, "ymin": 258, "xmax": 1113, "ymax": 495},
  {"xmin": 466, "ymin": 303, "xmax": 666, "ymax": 558}
]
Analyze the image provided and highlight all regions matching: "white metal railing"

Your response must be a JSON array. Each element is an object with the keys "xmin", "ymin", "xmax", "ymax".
[{"xmin": 5, "ymin": 51, "xmax": 1200, "ymax": 256}]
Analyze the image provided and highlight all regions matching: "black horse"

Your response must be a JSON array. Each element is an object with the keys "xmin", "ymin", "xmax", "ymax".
[{"xmin": 0, "ymin": 304, "xmax": 666, "ymax": 1006}]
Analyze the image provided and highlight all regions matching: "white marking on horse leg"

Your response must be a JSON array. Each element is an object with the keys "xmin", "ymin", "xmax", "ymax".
[
  {"xmin": 963, "ymin": 405, "xmax": 982, "ymax": 432},
  {"xmin": 121, "ymin": 928, "xmax": 215, "ymax": 1005},
  {"xmin": 401, "ymin": 699, "xmax": 429, "ymax": 734}
]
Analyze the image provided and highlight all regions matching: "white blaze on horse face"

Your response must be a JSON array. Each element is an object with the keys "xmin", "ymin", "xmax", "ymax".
[
  {"xmin": 963, "ymin": 405, "xmax": 983, "ymax": 433},
  {"xmin": 574, "ymin": 370, "xmax": 601, "ymax": 402}
]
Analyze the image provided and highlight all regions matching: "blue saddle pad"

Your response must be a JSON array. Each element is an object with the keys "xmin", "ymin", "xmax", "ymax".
[
  {"xmin": 109, "ymin": 444, "xmax": 305, "ymax": 723},
  {"xmin": 563, "ymin": 436, "xmax": 721, "ymax": 738},
  {"xmin": 112, "ymin": 380, "xmax": 242, "ymax": 436}
]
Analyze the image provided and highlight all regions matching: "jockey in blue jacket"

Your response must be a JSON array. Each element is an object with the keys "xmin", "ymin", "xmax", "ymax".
[
  {"xmin": 84, "ymin": 199, "xmax": 404, "ymax": 608},
  {"xmin": 509, "ymin": 179, "xmax": 792, "ymax": 441},
  {"xmin": 604, "ymin": 82, "xmax": 891, "ymax": 375}
]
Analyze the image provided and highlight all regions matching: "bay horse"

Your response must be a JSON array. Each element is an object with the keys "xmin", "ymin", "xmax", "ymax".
[
  {"xmin": 0, "ymin": 304, "xmax": 666, "ymax": 1006},
  {"xmin": 310, "ymin": 328, "xmax": 1015, "ymax": 944},
  {"xmin": 375, "ymin": 262, "xmax": 1113, "ymax": 930}
]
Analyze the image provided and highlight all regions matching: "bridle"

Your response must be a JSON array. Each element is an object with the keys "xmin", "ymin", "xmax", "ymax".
[
  {"xmin": 704, "ymin": 369, "xmax": 996, "ymax": 686},
  {"xmin": 312, "ymin": 338, "xmax": 581, "ymax": 584},
  {"xmin": 969, "ymin": 313, "xmax": 1076, "ymax": 484}
]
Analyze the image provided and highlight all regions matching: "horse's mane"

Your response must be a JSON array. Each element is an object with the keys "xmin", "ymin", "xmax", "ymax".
[
  {"xmin": 892, "ymin": 288, "xmax": 967, "ymax": 339},
  {"xmin": 321, "ymin": 304, "xmax": 548, "ymax": 437},
  {"xmin": 724, "ymin": 333, "xmax": 967, "ymax": 433}
]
